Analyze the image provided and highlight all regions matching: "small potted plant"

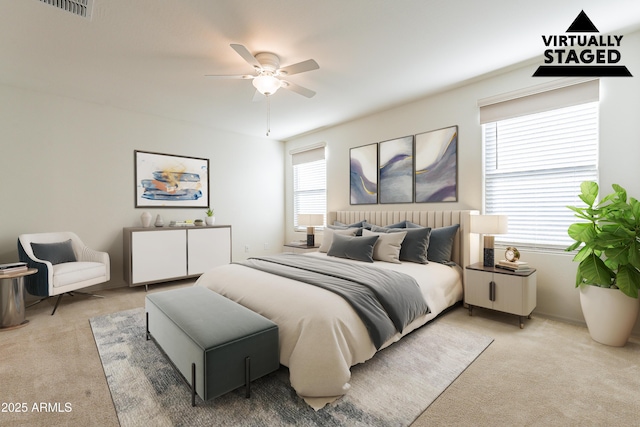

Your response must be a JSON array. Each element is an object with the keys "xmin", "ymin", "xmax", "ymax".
[
  {"xmin": 205, "ymin": 208, "xmax": 215, "ymax": 225},
  {"xmin": 566, "ymin": 181, "xmax": 640, "ymax": 346}
]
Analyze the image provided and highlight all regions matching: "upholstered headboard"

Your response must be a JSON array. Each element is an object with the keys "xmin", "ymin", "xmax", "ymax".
[{"xmin": 328, "ymin": 210, "xmax": 480, "ymax": 283}]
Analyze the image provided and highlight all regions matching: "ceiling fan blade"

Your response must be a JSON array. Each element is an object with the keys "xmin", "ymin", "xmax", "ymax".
[
  {"xmin": 278, "ymin": 59, "xmax": 319, "ymax": 76},
  {"xmin": 230, "ymin": 44, "xmax": 262, "ymax": 69},
  {"xmin": 204, "ymin": 74, "xmax": 254, "ymax": 79},
  {"xmin": 281, "ymin": 80, "xmax": 316, "ymax": 98}
]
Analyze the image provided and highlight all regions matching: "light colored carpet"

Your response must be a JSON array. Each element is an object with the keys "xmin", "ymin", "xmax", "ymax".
[
  {"xmin": 90, "ymin": 307, "xmax": 493, "ymax": 427},
  {"xmin": 2, "ymin": 282, "xmax": 640, "ymax": 426}
]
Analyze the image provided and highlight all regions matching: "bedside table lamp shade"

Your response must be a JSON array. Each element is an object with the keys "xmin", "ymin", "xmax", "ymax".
[
  {"xmin": 470, "ymin": 215, "xmax": 508, "ymax": 267},
  {"xmin": 297, "ymin": 214, "xmax": 324, "ymax": 246}
]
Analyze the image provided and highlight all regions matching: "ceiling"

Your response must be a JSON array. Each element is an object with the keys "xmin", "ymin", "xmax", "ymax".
[{"xmin": 2, "ymin": 1, "xmax": 640, "ymax": 141}]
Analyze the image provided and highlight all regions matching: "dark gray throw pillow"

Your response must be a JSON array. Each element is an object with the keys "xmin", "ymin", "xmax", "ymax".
[
  {"xmin": 31, "ymin": 239, "xmax": 77, "ymax": 265},
  {"xmin": 327, "ymin": 233, "xmax": 379, "ymax": 263},
  {"xmin": 371, "ymin": 225, "xmax": 431, "ymax": 264},
  {"xmin": 427, "ymin": 224, "xmax": 460, "ymax": 263}
]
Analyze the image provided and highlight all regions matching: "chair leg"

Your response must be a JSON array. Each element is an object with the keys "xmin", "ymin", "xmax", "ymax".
[{"xmin": 51, "ymin": 294, "xmax": 63, "ymax": 315}]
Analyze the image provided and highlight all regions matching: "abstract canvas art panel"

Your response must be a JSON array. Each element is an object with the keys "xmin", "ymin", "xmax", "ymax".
[
  {"xmin": 379, "ymin": 136, "xmax": 414, "ymax": 204},
  {"xmin": 414, "ymin": 126, "xmax": 458, "ymax": 203},
  {"xmin": 350, "ymin": 143, "xmax": 378, "ymax": 205},
  {"xmin": 135, "ymin": 150, "xmax": 209, "ymax": 208}
]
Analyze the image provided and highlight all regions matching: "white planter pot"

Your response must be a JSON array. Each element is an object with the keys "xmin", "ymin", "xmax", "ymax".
[
  {"xmin": 580, "ymin": 284, "xmax": 640, "ymax": 347},
  {"xmin": 205, "ymin": 216, "xmax": 215, "ymax": 226}
]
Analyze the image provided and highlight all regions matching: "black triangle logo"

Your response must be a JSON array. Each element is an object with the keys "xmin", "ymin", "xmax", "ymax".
[{"xmin": 567, "ymin": 10, "xmax": 599, "ymax": 32}]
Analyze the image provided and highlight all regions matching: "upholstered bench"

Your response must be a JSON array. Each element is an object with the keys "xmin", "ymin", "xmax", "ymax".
[{"xmin": 145, "ymin": 286, "xmax": 279, "ymax": 406}]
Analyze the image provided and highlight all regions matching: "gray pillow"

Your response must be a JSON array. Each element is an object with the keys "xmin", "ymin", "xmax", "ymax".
[
  {"xmin": 362, "ymin": 229, "xmax": 406, "ymax": 264},
  {"xmin": 327, "ymin": 233, "xmax": 379, "ymax": 263},
  {"xmin": 371, "ymin": 225, "xmax": 431, "ymax": 264},
  {"xmin": 385, "ymin": 220, "xmax": 410, "ymax": 228},
  {"xmin": 31, "ymin": 239, "xmax": 77, "ymax": 265},
  {"xmin": 331, "ymin": 220, "xmax": 371, "ymax": 235},
  {"xmin": 427, "ymin": 224, "xmax": 459, "ymax": 263},
  {"xmin": 319, "ymin": 228, "xmax": 358, "ymax": 253}
]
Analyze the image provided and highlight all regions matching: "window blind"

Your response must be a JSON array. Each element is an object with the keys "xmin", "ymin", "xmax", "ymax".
[
  {"xmin": 292, "ymin": 145, "xmax": 326, "ymax": 229},
  {"xmin": 482, "ymin": 95, "xmax": 599, "ymax": 251}
]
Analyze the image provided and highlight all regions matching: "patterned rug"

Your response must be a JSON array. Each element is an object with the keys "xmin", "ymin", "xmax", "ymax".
[{"xmin": 90, "ymin": 307, "xmax": 492, "ymax": 427}]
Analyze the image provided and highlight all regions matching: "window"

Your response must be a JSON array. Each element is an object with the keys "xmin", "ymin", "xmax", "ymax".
[
  {"xmin": 292, "ymin": 145, "xmax": 326, "ymax": 230},
  {"xmin": 480, "ymin": 80, "xmax": 599, "ymax": 251}
]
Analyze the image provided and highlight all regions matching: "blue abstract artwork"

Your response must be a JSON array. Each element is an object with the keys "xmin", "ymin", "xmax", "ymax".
[
  {"xmin": 379, "ymin": 136, "xmax": 414, "ymax": 204},
  {"xmin": 135, "ymin": 151, "xmax": 209, "ymax": 208},
  {"xmin": 414, "ymin": 126, "xmax": 458, "ymax": 203},
  {"xmin": 350, "ymin": 143, "xmax": 378, "ymax": 204}
]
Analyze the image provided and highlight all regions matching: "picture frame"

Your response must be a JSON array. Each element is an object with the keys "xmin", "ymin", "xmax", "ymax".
[
  {"xmin": 379, "ymin": 135, "xmax": 414, "ymax": 204},
  {"xmin": 414, "ymin": 125, "xmax": 458, "ymax": 203},
  {"xmin": 134, "ymin": 150, "xmax": 209, "ymax": 208},
  {"xmin": 350, "ymin": 143, "xmax": 378, "ymax": 205}
]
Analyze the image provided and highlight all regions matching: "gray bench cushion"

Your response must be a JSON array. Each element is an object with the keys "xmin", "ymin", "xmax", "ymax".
[{"xmin": 146, "ymin": 286, "xmax": 279, "ymax": 401}]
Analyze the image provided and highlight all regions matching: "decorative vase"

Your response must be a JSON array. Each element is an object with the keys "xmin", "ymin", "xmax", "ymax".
[
  {"xmin": 580, "ymin": 284, "xmax": 640, "ymax": 347},
  {"xmin": 155, "ymin": 214, "xmax": 164, "ymax": 227},
  {"xmin": 205, "ymin": 216, "xmax": 215, "ymax": 226},
  {"xmin": 140, "ymin": 212, "xmax": 152, "ymax": 228}
]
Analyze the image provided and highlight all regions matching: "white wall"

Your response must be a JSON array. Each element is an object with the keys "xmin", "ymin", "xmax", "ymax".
[
  {"xmin": 1, "ymin": 84, "xmax": 285, "ymax": 289},
  {"xmin": 285, "ymin": 29, "xmax": 640, "ymax": 333}
]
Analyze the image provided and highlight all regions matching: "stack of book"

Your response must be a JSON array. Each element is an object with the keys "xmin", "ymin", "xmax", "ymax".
[
  {"xmin": 496, "ymin": 259, "xmax": 531, "ymax": 272},
  {"xmin": 0, "ymin": 262, "xmax": 28, "ymax": 275}
]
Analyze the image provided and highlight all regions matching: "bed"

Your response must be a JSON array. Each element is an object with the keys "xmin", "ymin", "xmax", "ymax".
[{"xmin": 195, "ymin": 210, "xmax": 480, "ymax": 409}]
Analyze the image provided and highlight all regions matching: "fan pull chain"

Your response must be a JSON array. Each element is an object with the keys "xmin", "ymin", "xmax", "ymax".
[{"xmin": 266, "ymin": 95, "xmax": 271, "ymax": 137}]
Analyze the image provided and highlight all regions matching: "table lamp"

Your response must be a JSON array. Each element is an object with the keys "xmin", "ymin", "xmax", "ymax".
[
  {"xmin": 470, "ymin": 215, "xmax": 508, "ymax": 267},
  {"xmin": 297, "ymin": 214, "xmax": 324, "ymax": 246}
]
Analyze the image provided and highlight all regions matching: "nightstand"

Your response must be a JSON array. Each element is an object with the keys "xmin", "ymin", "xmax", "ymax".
[
  {"xmin": 465, "ymin": 262, "xmax": 537, "ymax": 329},
  {"xmin": 283, "ymin": 243, "xmax": 319, "ymax": 254}
]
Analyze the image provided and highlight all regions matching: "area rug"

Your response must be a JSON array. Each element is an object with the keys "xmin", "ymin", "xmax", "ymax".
[{"xmin": 90, "ymin": 307, "xmax": 492, "ymax": 427}]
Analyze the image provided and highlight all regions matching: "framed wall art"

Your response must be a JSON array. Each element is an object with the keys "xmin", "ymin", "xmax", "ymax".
[
  {"xmin": 350, "ymin": 143, "xmax": 378, "ymax": 205},
  {"xmin": 134, "ymin": 150, "xmax": 209, "ymax": 208},
  {"xmin": 379, "ymin": 135, "xmax": 414, "ymax": 204},
  {"xmin": 414, "ymin": 125, "xmax": 458, "ymax": 203}
]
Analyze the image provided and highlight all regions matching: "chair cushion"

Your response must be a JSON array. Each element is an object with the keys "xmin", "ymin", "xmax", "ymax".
[
  {"xmin": 52, "ymin": 262, "xmax": 107, "ymax": 288},
  {"xmin": 31, "ymin": 240, "xmax": 77, "ymax": 265}
]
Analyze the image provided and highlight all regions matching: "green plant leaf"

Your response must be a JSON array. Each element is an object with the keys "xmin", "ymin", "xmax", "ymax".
[
  {"xmin": 579, "ymin": 181, "xmax": 598, "ymax": 206},
  {"xmin": 616, "ymin": 265, "xmax": 640, "ymax": 298},
  {"xmin": 579, "ymin": 253, "xmax": 613, "ymax": 287},
  {"xmin": 568, "ymin": 222, "xmax": 596, "ymax": 243},
  {"xmin": 572, "ymin": 245, "xmax": 592, "ymax": 263}
]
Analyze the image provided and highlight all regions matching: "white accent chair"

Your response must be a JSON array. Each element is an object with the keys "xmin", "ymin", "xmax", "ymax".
[{"xmin": 17, "ymin": 232, "xmax": 110, "ymax": 315}]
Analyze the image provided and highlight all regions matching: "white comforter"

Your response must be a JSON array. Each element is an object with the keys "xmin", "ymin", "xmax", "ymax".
[{"xmin": 194, "ymin": 252, "xmax": 462, "ymax": 409}]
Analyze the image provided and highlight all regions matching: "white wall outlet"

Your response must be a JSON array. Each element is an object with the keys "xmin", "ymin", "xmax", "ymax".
[{"xmin": 244, "ymin": 245, "xmax": 250, "ymax": 253}]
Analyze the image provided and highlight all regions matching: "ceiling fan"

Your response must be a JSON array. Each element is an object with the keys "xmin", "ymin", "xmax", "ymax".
[{"xmin": 206, "ymin": 44, "xmax": 319, "ymax": 100}]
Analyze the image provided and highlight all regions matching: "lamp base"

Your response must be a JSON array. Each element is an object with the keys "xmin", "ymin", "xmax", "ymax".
[
  {"xmin": 483, "ymin": 248, "xmax": 495, "ymax": 267},
  {"xmin": 306, "ymin": 234, "xmax": 315, "ymax": 246}
]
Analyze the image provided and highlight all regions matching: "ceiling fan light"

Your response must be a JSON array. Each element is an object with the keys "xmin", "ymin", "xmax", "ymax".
[{"xmin": 253, "ymin": 75, "xmax": 281, "ymax": 95}]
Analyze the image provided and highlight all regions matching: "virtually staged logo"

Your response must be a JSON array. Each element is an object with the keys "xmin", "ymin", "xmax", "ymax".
[{"xmin": 533, "ymin": 10, "xmax": 633, "ymax": 77}]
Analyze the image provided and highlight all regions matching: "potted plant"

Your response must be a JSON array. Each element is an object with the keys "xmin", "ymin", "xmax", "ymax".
[
  {"xmin": 566, "ymin": 181, "xmax": 640, "ymax": 346},
  {"xmin": 205, "ymin": 208, "xmax": 215, "ymax": 225}
]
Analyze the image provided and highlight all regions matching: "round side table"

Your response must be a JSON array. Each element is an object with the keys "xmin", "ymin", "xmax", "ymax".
[{"xmin": 0, "ymin": 268, "xmax": 37, "ymax": 331}]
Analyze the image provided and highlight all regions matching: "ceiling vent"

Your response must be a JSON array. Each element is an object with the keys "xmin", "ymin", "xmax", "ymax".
[{"xmin": 38, "ymin": 0, "xmax": 93, "ymax": 19}]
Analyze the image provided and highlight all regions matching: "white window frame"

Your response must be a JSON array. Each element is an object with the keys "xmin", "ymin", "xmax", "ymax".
[
  {"xmin": 479, "ymin": 79, "xmax": 599, "ymax": 252},
  {"xmin": 291, "ymin": 144, "xmax": 326, "ymax": 231}
]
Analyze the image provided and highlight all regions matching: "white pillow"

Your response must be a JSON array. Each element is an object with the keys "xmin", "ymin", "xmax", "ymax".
[
  {"xmin": 362, "ymin": 228, "xmax": 407, "ymax": 263},
  {"xmin": 319, "ymin": 228, "xmax": 358, "ymax": 252}
]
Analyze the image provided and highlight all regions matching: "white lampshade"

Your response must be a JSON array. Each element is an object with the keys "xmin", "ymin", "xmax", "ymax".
[
  {"xmin": 297, "ymin": 214, "xmax": 324, "ymax": 227},
  {"xmin": 252, "ymin": 74, "xmax": 282, "ymax": 95},
  {"xmin": 470, "ymin": 215, "xmax": 508, "ymax": 235}
]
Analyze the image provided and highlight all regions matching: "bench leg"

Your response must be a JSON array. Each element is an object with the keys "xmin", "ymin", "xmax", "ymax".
[
  {"xmin": 145, "ymin": 312, "xmax": 150, "ymax": 341},
  {"xmin": 245, "ymin": 356, "xmax": 251, "ymax": 398},
  {"xmin": 191, "ymin": 363, "xmax": 196, "ymax": 407}
]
